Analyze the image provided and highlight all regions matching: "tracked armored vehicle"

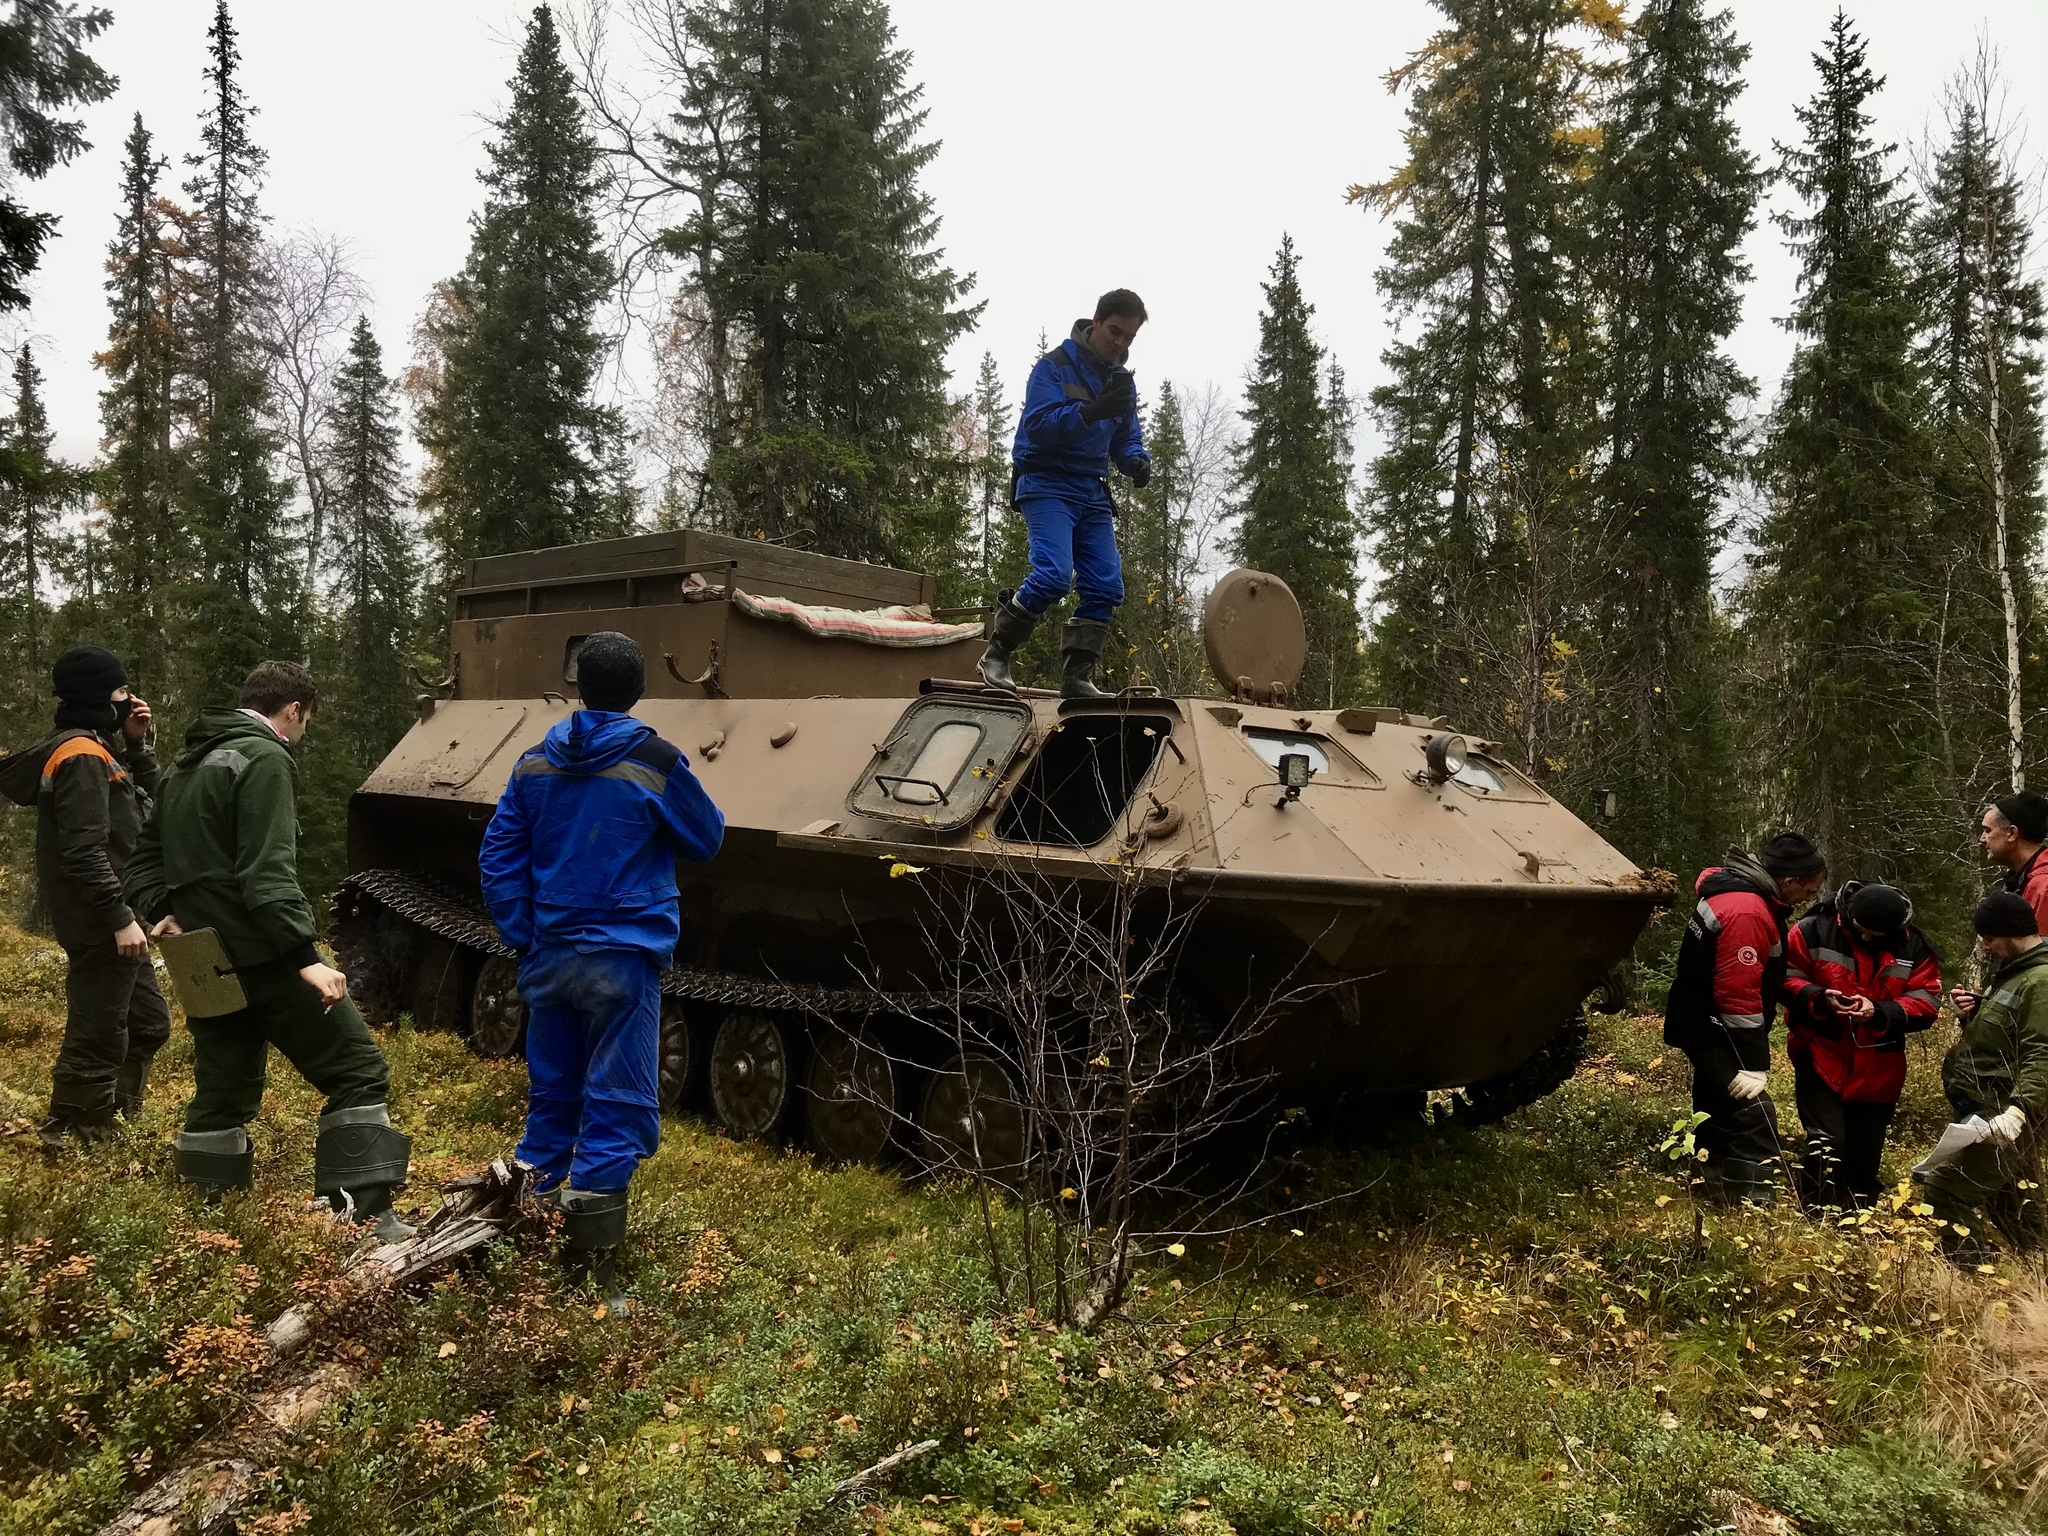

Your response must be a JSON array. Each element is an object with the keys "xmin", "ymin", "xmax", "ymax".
[{"xmin": 336, "ymin": 531, "xmax": 1670, "ymax": 1165}]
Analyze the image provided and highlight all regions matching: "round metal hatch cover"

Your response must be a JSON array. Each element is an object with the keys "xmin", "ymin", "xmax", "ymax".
[{"xmin": 1202, "ymin": 568, "xmax": 1306, "ymax": 703}]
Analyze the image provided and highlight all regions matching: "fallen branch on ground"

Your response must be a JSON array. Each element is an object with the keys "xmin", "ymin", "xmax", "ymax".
[{"xmin": 96, "ymin": 1160, "xmax": 539, "ymax": 1536}]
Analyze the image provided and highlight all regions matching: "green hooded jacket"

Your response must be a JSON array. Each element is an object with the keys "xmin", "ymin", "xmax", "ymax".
[
  {"xmin": 1942, "ymin": 941, "xmax": 2048, "ymax": 1120},
  {"xmin": 122, "ymin": 708, "xmax": 321, "ymax": 972}
]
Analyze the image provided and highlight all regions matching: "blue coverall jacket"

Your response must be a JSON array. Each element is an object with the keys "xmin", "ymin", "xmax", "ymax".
[
  {"xmin": 480, "ymin": 711, "xmax": 723, "ymax": 957},
  {"xmin": 1012, "ymin": 321, "xmax": 1150, "ymax": 509},
  {"xmin": 479, "ymin": 710, "xmax": 724, "ymax": 1192},
  {"xmin": 1010, "ymin": 321, "xmax": 1150, "ymax": 620}
]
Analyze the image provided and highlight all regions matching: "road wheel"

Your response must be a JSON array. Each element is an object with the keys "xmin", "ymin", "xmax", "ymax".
[
  {"xmin": 807, "ymin": 1027, "xmax": 898, "ymax": 1163},
  {"xmin": 709, "ymin": 1011, "xmax": 802, "ymax": 1140},
  {"xmin": 919, "ymin": 1052, "xmax": 1025, "ymax": 1185},
  {"xmin": 659, "ymin": 998, "xmax": 706, "ymax": 1113},
  {"xmin": 467, "ymin": 956, "xmax": 526, "ymax": 1057}
]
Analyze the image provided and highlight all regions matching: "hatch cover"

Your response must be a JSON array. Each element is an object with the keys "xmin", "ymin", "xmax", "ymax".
[
  {"xmin": 847, "ymin": 693, "xmax": 1034, "ymax": 832},
  {"xmin": 1203, "ymin": 569, "xmax": 1306, "ymax": 704}
]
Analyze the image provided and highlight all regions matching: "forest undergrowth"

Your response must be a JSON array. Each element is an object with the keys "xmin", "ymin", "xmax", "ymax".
[{"xmin": 0, "ymin": 916, "xmax": 2043, "ymax": 1536}]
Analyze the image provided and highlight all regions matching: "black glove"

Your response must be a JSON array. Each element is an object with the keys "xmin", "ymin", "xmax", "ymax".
[
  {"xmin": 1125, "ymin": 457, "xmax": 1151, "ymax": 489},
  {"xmin": 1080, "ymin": 372, "xmax": 1136, "ymax": 423}
]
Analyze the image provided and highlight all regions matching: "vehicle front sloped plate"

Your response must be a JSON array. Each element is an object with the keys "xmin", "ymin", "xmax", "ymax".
[{"xmin": 845, "ymin": 692, "xmax": 1034, "ymax": 833}]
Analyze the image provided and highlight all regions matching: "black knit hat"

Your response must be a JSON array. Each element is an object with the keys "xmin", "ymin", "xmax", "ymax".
[
  {"xmin": 1994, "ymin": 792, "xmax": 2048, "ymax": 845},
  {"xmin": 1974, "ymin": 891, "xmax": 2040, "ymax": 939},
  {"xmin": 576, "ymin": 632, "xmax": 644, "ymax": 712},
  {"xmin": 51, "ymin": 645, "xmax": 126, "ymax": 703},
  {"xmin": 1847, "ymin": 883, "xmax": 1911, "ymax": 934},
  {"xmin": 1760, "ymin": 831, "xmax": 1826, "ymax": 881}
]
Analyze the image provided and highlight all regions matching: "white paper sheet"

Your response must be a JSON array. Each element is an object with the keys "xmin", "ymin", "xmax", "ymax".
[{"xmin": 1911, "ymin": 1117, "xmax": 1991, "ymax": 1180}]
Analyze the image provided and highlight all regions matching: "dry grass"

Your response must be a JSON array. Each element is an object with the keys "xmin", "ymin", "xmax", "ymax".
[{"xmin": 1924, "ymin": 1275, "xmax": 2048, "ymax": 1509}]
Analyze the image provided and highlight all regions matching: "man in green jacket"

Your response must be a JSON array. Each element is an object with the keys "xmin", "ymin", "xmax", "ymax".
[
  {"xmin": 1919, "ymin": 891, "xmax": 2048, "ymax": 1263},
  {"xmin": 123, "ymin": 661, "xmax": 412, "ymax": 1241}
]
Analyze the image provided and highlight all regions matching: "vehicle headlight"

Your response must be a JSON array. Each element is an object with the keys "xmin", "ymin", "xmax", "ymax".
[{"xmin": 1425, "ymin": 732, "xmax": 1468, "ymax": 781}]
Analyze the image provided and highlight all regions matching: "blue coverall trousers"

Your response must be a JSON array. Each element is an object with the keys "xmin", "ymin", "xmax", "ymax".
[
  {"xmin": 514, "ymin": 945, "xmax": 662, "ymax": 1194},
  {"xmin": 1015, "ymin": 495, "xmax": 1124, "ymax": 622}
]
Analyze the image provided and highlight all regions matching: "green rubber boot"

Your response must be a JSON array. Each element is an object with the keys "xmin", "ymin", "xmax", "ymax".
[
  {"xmin": 174, "ymin": 1126, "xmax": 254, "ymax": 1193},
  {"xmin": 314, "ymin": 1104, "xmax": 416, "ymax": 1242},
  {"xmin": 559, "ymin": 1186, "xmax": 630, "ymax": 1315}
]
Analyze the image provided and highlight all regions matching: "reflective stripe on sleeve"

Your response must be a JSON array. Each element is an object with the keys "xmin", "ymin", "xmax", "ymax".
[{"xmin": 1696, "ymin": 898, "xmax": 1721, "ymax": 933}]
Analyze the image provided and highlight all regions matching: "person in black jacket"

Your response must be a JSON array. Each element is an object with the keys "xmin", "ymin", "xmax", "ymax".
[{"xmin": 0, "ymin": 647, "xmax": 171, "ymax": 1146}]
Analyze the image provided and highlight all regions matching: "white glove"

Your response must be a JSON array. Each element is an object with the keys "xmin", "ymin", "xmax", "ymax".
[
  {"xmin": 1727, "ymin": 1069, "xmax": 1770, "ymax": 1101},
  {"xmin": 1985, "ymin": 1105, "xmax": 2028, "ymax": 1147}
]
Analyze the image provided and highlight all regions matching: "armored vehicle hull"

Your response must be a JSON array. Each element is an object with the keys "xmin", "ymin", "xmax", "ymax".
[{"xmin": 338, "ymin": 533, "xmax": 1669, "ymax": 1158}]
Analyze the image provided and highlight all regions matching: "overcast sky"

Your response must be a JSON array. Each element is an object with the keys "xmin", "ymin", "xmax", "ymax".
[{"xmin": 12, "ymin": 0, "xmax": 2048, "ymax": 504}]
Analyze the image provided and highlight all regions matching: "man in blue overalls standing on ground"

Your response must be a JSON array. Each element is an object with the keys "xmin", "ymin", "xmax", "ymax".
[
  {"xmin": 980, "ymin": 288, "xmax": 1151, "ymax": 700},
  {"xmin": 479, "ymin": 633, "xmax": 724, "ymax": 1309}
]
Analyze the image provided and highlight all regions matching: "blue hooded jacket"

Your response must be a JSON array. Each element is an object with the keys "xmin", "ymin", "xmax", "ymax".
[
  {"xmin": 1012, "ymin": 320, "xmax": 1149, "ymax": 509},
  {"xmin": 479, "ymin": 710, "xmax": 724, "ymax": 959}
]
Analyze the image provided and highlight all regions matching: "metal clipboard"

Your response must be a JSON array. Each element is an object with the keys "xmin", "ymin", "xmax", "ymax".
[{"xmin": 156, "ymin": 928, "xmax": 249, "ymax": 1018}]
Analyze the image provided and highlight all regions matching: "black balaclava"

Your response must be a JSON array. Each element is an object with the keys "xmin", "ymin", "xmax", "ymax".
[
  {"xmin": 1846, "ymin": 883, "xmax": 1912, "ymax": 937},
  {"xmin": 1975, "ymin": 891, "xmax": 2040, "ymax": 940},
  {"xmin": 577, "ymin": 632, "xmax": 645, "ymax": 712},
  {"xmin": 51, "ymin": 645, "xmax": 128, "ymax": 737}
]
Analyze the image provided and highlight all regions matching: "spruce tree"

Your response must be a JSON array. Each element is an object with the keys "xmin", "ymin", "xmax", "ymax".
[
  {"xmin": 1912, "ymin": 53, "xmax": 2046, "ymax": 803},
  {"xmin": 1357, "ymin": 0, "xmax": 1617, "ymax": 721},
  {"xmin": 417, "ymin": 4, "xmax": 621, "ymax": 579},
  {"xmin": 0, "ymin": 0, "xmax": 116, "ymax": 310},
  {"xmin": 1227, "ymin": 237, "xmax": 1360, "ymax": 709},
  {"xmin": 1113, "ymin": 381, "xmax": 1204, "ymax": 695},
  {"xmin": 1748, "ymin": 12, "xmax": 1932, "ymax": 880},
  {"xmin": 657, "ymin": 0, "xmax": 978, "ymax": 559},
  {"xmin": 0, "ymin": 345, "xmax": 87, "ymax": 684},
  {"xmin": 93, "ymin": 114, "xmax": 186, "ymax": 694},
  {"xmin": 322, "ymin": 317, "xmax": 416, "ymax": 766},
  {"xmin": 179, "ymin": 0, "xmax": 294, "ymax": 700},
  {"xmin": 1584, "ymin": 0, "xmax": 1757, "ymax": 872},
  {"xmin": 967, "ymin": 352, "xmax": 1010, "ymax": 595}
]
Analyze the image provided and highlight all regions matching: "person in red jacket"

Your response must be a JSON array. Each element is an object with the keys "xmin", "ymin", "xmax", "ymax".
[
  {"xmin": 1981, "ymin": 792, "xmax": 2048, "ymax": 934},
  {"xmin": 1664, "ymin": 833, "xmax": 1829, "ymax": 1205},
  {"xmin": 1782, "ymin": 882, "xmax": 1940, "ymax": 1209}
]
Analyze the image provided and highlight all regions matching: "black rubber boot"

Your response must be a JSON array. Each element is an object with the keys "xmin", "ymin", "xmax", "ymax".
[
  {"xmin": 560, "ymin": 1186, "xmax": 631, "ymax": 1315},
  {"xmin": 977, "ymin": 595, "xmax": 1040, "ymax": 692},
  {"xmin": 113, "ymin": 1055, "xmax": 154, "ymax": 1120},
  {"xmin": 1059, "ymin": 618, "xmax": 1116, "ymax": 701},
  {"xmin": 37, "ymin": 1080, "xmax": 118, "ymax": 1150},
  {"xmin": 1719, "ymin": 1158, "xmax": 1778, "ymax": 1208},
  {"xmin": 174, "ymin": 1126, "xmax": 255, "ymax": 1193},
  {"xmin": 314, "ymin": 1104, "xmax": 416, "ymax": 1242}
]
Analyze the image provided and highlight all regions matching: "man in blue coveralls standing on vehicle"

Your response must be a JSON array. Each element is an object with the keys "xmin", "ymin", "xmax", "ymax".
[
  {"xmin": 479, "ymin": 632, "xmax": 724, "ymax": 1308},
  {"xmin": 979, "ymin": 288, "xmax": 1151, "ymax": 700}
]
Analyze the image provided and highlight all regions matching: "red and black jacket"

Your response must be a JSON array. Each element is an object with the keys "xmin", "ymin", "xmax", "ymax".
[
  {"xmin": 1782, "ymin": 887, "xmax": 1940, "ymax": 1105},
  {"xmin": 2008, "ymin": 847, "xmax": 2048, "ymax": 938},
  {"xmin": 1664, "ymin": 854, "xmax": 1791, "ymax": 1071}
]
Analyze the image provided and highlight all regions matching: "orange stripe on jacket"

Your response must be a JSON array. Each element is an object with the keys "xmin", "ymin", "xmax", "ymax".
[{"xmin": 38, "ymin": 734, "xmax": 125, "ymax": 790}]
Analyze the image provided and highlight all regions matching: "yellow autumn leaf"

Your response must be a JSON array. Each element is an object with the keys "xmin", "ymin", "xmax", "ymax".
[
  {"xmin": 1654, "ymin": 1194, "xmax": 1673, "ymax": 1208},
  {"xmin": 1166, "ymin": 1242, "xmax": 1186, "ymax": 1257},
  {"xmin": 761, "ymin": 1448, "xmax": 783, "ymax": 1464},
  {"xmin": 1060, "ymin": 1187, "xmax": 1078, "ymax": 1200},
  {"xmin": 888, "ymin": 861, "xmax": 927, "ymax": 879},
  {"xmin": 437, "ymin": 1341, "xmax": 458, "ymax": 1358}
]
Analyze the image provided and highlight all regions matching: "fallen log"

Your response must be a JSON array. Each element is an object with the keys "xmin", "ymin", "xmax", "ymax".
[{"xmin": 96, "ymin": 1160, "xmax": 540, "ymax": 1536}]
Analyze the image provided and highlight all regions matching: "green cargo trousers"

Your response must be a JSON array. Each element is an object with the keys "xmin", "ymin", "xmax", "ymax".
[
  {"xmin": 182, "ymin": 959, "xmax": 392, "ymax": 1133},
  {"xmin": 1920, "ymin": 1131, "xmax": 2046, "ymax": 1255}
]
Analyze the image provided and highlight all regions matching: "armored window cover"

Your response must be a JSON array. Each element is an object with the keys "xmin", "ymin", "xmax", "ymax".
[{"xmin": 846, "ymin": 693, "xmax": 1035, "ymax": 831}]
